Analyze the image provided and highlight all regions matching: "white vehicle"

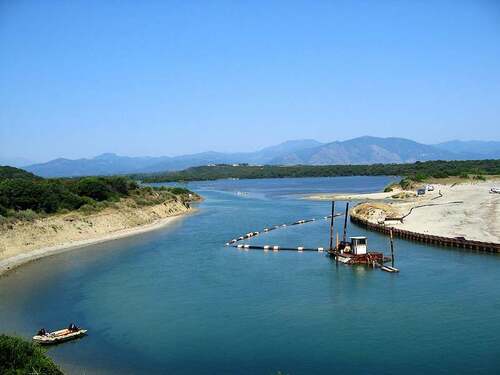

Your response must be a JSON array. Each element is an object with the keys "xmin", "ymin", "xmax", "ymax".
[
  {"xmin": 490, "ymin": 187, "xmax": 500, "ymax": 194},
  {"xmin": 426, "ymin": 184, "xmax": 435, "ymax": 191}
]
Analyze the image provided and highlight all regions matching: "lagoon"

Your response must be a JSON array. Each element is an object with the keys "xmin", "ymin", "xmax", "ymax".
[{"xmin": 1, "ymin": 176, "xmax": 499, "ymax": 374}]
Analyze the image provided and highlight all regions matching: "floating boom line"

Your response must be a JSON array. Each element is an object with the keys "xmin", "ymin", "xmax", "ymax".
[{"xmin": 225, "ymin": 212, "xmax": 343, "ymax": 247}]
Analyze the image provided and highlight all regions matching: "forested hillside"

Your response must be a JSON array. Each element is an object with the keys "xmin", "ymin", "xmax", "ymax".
[
  {"xmin": 0, "ymin": 166, "xmax": 194, "ymax": 220},
  {"xmin": 137, "ymin": 159, "xmax": 500, "ymax": 183}
]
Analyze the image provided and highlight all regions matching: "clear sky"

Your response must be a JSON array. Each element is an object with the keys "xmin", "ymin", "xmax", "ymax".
[{"xmin": 1, "ymin": 0, "xmax": 499, "ymax": 163}]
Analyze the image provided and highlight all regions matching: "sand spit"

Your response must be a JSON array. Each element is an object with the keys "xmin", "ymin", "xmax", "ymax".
[
  {"xmin": 309, "ymin": 180, "xmax": 500, "ymax": 244},
  {"xmin": 306, "ymin": 191, "xmax": 398, "ymax": 201},
  {"xmin": 0, "ymin": 199, "xmax": 194, "ymax": 275}
]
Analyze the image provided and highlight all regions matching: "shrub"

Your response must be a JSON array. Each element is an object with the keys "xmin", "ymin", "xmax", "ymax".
[
  {"xmin": 0, "ymin": 179, "xmax": 46, "ymax": 211},
  {"xmin": 391, "ymin": 192, "xmax": 414, "ymax": 199},
  {"xmin": 132, "ymin": 197, "xmax": 150, "ymax": 206},
  {"xmin": 14, "ymin": 209, "xmax": 39, "ymax": 221},
  {"xmin": 74, "ymin": 177, "xmax": 114, "ymax": 201},
  {"xmin": 414, "ymin": 173, "xmax": 427, "ymax": 182},
  {"xmin": 383, "ymin": 183, "xmax": 399, "ymax": 192},
  {"xmin": 104, "ymin": 176, "xmax": 137, "ymax": 195},
  {"xmin": 399, "ymin": 178, "xmax": 414, "ymax": 190},
  {"xmin": 431, "ymin": 171, "xmax": 449, "ymax": 178},
  {"xmin": 166, "ymin": 187, "xmax": 191, "ymax": 195},
  {"xmin": 0, "ymin": 334, "xmax": 63, "ymax": 375},
  {"xmin": 78, "ymin": 203, "xmax": 98, "ymax": 215},
  {"xmin": 0, "ymin": 179, "xmax": 84, "ymax": 214}
]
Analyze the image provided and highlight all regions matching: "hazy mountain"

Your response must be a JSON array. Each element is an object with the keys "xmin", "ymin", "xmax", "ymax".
[
  {"xmin": 25, "ymin": 154, "xmax": 172, "ymax": 178},
  {"xmin": 251, "ymin": 139, "xmax": 324, "ymax": 161},
  {"xmin": 22, "ymin": 137, "xmax": 499, "ymax": 177},
  {"xmin": 140, "ymin": 152, "xmax": 238, "ymax": 173},
  {"xmin": 434, "ymin": 140, "xmax": 500, "ymax": 159},
  {"xmin": 271, "ymin": 136, "xmax": 458, "ymax": 165},
  {"xmin": 24, "ymin": 140, "xmax": 326, "ymax": 177}
]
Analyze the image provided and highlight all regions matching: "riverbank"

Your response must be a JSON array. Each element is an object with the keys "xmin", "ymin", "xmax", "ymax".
[
  {"xmin": 306, "ymin": 190, "xmax": 399, "ymax": 201},
  {"xmin": 0, "ymin": 199, "xmax": 196, "ymax": 275},
  {"xmin": 309, "ymin": 180, "xmax": 500, "ymax": 244}
]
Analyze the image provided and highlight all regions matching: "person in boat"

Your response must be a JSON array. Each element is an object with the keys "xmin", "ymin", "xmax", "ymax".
[
  {"xmin": 37, "ymin": 328, "xmax": 47, "ymax": 336},
  {"xmin": 68, "ymin": 323, "xmax": 79, "ymax": 332}
]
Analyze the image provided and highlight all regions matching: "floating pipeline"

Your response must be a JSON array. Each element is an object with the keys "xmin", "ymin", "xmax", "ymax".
[
  {"xmin": 233, "ymin": 244, "xmax": 325, "ymax": 252},
  {"xmin": 227, "ymin": 212, "xmax": 399, "ymax": 273},
  {"xmin": 225, "ymin": 213, "xmax": 343, "ymax": 246}
]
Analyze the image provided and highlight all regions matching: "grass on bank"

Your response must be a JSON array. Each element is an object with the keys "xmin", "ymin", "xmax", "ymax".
[{"xmin": 0, "ymin": 334, "xmax": 63, "ymax": 375}]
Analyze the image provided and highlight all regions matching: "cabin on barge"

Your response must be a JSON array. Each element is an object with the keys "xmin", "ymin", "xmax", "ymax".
[{"xmin": 328, "ymin": 236, "xmax": 388, "ymax": 265}]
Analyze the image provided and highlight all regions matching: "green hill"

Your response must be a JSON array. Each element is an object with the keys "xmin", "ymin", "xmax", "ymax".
[
  {"xmin": 0, "ymin": 166, "xmax": 40, "ymax": 181},
  {"xmin": 0, "ymin": 166, "xmax": 195, "ymax": 220},
  {"xmin": 137, "ymin": 159, "xmax": 500, "ymax": 183}
]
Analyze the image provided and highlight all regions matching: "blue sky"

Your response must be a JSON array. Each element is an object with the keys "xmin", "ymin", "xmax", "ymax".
[{"xmin": 1, "ymin": 0, "xmax": 499, "ymax": 163}]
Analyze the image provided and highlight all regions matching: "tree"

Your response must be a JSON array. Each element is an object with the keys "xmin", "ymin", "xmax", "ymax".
[
  {"xmin": 0, "ymin": 334, "xmax": 63, "ymax": 375},
  {"xmin": 74, "ymin": 177, "xmax": 113, "ymax": 201}
]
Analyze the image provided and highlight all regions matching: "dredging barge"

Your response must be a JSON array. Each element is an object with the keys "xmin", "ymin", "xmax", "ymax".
[
  {"xmin": 326, "ymin": 202, "xmax": 394, "ymax": 270},
  {"xmin": 226, "ymin": 200, "xmax": 399, "ymax": 272},
  {"xmin": 329, "ymin": 236, "xmax": 388, "ymax": 265}
]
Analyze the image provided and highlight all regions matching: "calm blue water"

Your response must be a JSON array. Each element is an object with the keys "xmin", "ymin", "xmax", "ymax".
[{"xmin": 1, "ymin": 176, "xmax": 500, "ymax": 374}]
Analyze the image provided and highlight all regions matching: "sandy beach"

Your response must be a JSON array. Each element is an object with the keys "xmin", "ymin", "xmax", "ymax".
[
  {"xmin": 306, "ymin": 191, "xmax": 399, "ymax": 201},
  {"xmin": 0, "ymin": 200, "xmax": 195, "ymax": 275},
  {"xmin": 309, "ymin": 180, "xmax": 500, "ymax": 244}
]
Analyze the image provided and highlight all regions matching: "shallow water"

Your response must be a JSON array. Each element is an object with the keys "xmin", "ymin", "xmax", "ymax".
[{"xmin": 1, "ymin": 176, "xmax": 499, "ymax": 374}]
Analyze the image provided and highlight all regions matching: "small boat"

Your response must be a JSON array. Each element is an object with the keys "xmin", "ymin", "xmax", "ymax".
[
  {"xmin": 33, "ymin": 327, "xmax": 87, "ymax": 345},
  {"xmin": 381, "ymin": 265, "xmax": 400, "ymax": 273},
  {"xmin": 336, "ymin": 254, "xmax": 353, "ymax": 264}
]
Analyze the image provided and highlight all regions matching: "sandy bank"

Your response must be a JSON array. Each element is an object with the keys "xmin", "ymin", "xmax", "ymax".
[
  {"xmin": 0, "ymin": 199, "xmax": 195, "ymax": 275},
  {"xmin": 306, "ymin": 191, "xmax": 398, "ymax": 201},
  {"xmin": 349, "ymin": 181, "xmax": 500, "ymax": 244}
]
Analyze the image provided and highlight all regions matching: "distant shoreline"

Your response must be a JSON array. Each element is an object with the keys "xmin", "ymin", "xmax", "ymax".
[
  {"xmin": 0, "ymin": 204, "xmax": 197, "ymax": 277},
  {"xmin": 137, "ymin": 160, "xmax": 500, "ymax": 183}
]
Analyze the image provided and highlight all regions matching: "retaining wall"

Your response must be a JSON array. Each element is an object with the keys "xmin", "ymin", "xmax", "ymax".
[{"xmin": 350, "ymin": 214, "xmax": 500, "ymax": 253}]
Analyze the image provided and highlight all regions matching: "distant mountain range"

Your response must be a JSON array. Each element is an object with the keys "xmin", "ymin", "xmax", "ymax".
[{"xmin": 17, "ymin": 136, "xmax": 500, "ymax": 178}]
